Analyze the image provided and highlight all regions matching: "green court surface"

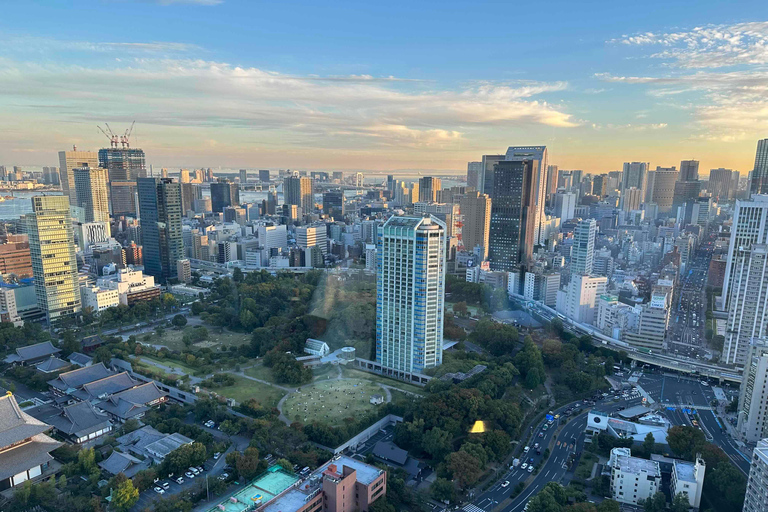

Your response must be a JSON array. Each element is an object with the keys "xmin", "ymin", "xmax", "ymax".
[
  {"xmin": 207, "ymin": 467, "xmax": 298, "ymax": 512},
  {"xmin": 282, "ymin": 379, "xmax": 385, "ymax": 427}
]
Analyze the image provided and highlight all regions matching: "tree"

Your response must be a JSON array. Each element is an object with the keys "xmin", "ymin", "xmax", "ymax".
[
  {"xmin": 275, "ymin": 458, "xmax": 293, "ymax": 473},
  {"xmin": 445, "ymin": 451, "xmax": 482, "ymax": 488},
  {"xmin": 670, "ymin": 493, "xmax": 690, "ymax": 512},
  {"xmin": 667, "ymin": 426, "xmax": 706, "ymax": 460},
  {"xmin": 640, "ymin": 492, "xmax": 666, "ymax": 512},
  {"xmin": 172, "ymin": 314, "xmax": 188, "ymax": 329},
  {"xmin": 453, "ymin": 302, "xmax": 469, "ymax": 317},
  {"xmin": 233, "ymin": 267, "xmax": 244, "ymax": 283},
  {"xmin": 368, "ymin": 497, "xmax": 396, "ymax": 512},
  {"xmin": 422, "ymin": 427, "xmax": 453, "ymax": 461},
  {"xmin": 112, "ymin": 478, "xmax": 139, "ymax": 511},
  {"xmin": 642, "ymin": 432, "xmax": 656, "ymax": 456},
  {"xmin": 431, "ymin": 478, "xmax": 456, "ymax": 503}
]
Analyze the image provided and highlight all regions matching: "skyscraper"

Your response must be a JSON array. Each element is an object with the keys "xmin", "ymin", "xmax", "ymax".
[
  {"xmin": 355, "ymin": 172, "xmax": 364, "ymax": 188},
  {"xmin": 744, "ymin": 438, "xmax": 768, "ymax": 512},
  {"xmin": 721, "ymin": 195, "xmax": 768, "ymax": 311},
  {"xmin": 58, "ymin": 149, "xmax": 98, "ymax": 205},
  {"xmin": 647, "ymin": 166, "xmax": 679, "ymax": 214},
  {"xmin": 459, "ymin": 191, "xmax": 491, "ymax": 259},
  {"xmin": 418, "ymin": 177, "xmax": 441, "ymax": 202},
  {"xmin": 722, "ymin": 244, "xmax": 768, "ymax": 366},
  {"xmin": 73, "ymin": 166, "xmax": 110, "ymax": 225},
  {"xmin": 480, "ymin": 154, "xmax": 505, "ymax": 197},
  {"xmin": 673, "ymin": 160, "xmax": 701, "ymax": 214},
  {"xmin": 284, "ymin": 174, "xmax": 313, "ymax": 215},
  {"xmin": 322, "ymin": 190, "xmax": 345, "ymax": 218},
  {"xmin": 25, "ymin": 196, "xmax": 81, "ymax": 324},
  {"xmin": 752, "ymin": 139, "xmax": 768, "ymax": 196},
  {"xmin": 259, "ymin": 169, "xmax": 270, "ymax": 182},
  {"xmin": 376, "ymin": 215, "xmax": 446, "ymax": 375},
  {"xmin": 488, "ymin": 159, "xmax": 537, "ymax": 272},
  {"xmin": 239, "ymin": 169, "xmax": 248, "ymax": 184},
  {"xmin": 547, "ymin": 164, "xmax": 559, "ymax": 200},
  {"xmin": 571, "ymin": 219, "xmax": 596, "ymax": 276},
  {"xmin": 137, "ymin": 178, "xmax": 183, "ymax": 283},
  {"xmin": 553, "ymin": 192, "xmax": 576, "ymax": 221},
  {"xmin": 467, "ymin": 162, "xmax": 482, "ymax": 190},
  {"xmin": 100, "ymin": 146, "xmax": 146, "ymax": 216},
  {"xmin": 622, "ymin": 187, "xmax": 643, "ymax": 212},
  {"xmin": 621, "ymin": 162, "xmax": 648, "ymax": 209},
  {"xmin": 737, "ymin": 339, "xmax": 768, "ymax": 443},
  {"xmin": 708, "ymin": 168, "xmax": 733, "ymax": 202},
  {"xmin": 505, "ymin": 146, "xmax": 548, "ymax": 245},
  {"xmin": 679, "ymin": 159, "xmax": 699, "ymax": 181},
  {"xmin": 210, "ymin": 179, "xmax": 240, "ymax": 213}
]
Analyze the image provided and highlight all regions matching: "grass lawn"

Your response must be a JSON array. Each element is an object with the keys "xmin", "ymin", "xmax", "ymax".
[
  {"xmin": 140, "ymin": 355, "xmax": 197, "ymax": 375},
  {"xmin": 282, "ymin": 380, "xmax": 384, "ymax": 427},
  {"xmin": 155, "ymin": 324, "xmax": 252, "ymax": 351},
  {"xmin": 446, "ymin": 301, "xmax": 481, "ymax": 317},
  {"xmin": 204, "ymin": 374, "xmax": 286, "ymax": 409},
  {"xmin": 574, "ymin": 452, "xmax": 599, "ymax": 480},
  {"xmin": 244, "ymin": 363, "xmax": 275, "ymax": 382},
  {"xmin": 340, "ymin": 367, "xmax": 425, "ymax": 396}
]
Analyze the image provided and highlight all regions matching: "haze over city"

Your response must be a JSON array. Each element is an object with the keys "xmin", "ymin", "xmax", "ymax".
[{"xmin": 2, "ymin": 1, "xmax": 768, "ymax": 173}]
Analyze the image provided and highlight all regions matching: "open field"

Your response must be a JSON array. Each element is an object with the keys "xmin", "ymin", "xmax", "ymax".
[
  {"xmin": 155, "ymin": 325, "xmax": 252, "ymax": 351},
  {"xmin": 340, "ymin": 367, "xmax": 425, "ymax": 395},
  {"xmin": 282, "ymin": 379, "xmax": 384, "ymax": 427},
  {"xmin": 244, "ymin": 363, "xmax": 274, "ymax": 382},
  {"xmin": 140, "ymin": 355, "xmax": 197, "ymax": 375},
  {"xmin": 204, "ymin": 374, "xmax": 286, "ymax": 409}
]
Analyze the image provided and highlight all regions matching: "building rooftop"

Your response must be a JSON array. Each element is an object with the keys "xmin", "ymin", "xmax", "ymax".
[
  {"xmin": 98, "ymin": 450, "xmax": 148, "ymax": 478},
  {"xmin": 616, "ymin": 405, "xmax": 651, "ymax": 419},
  {"xmin": 318, "ymin": 455, "xmax": 383, "ymax": 485},
  {"xmin": 72, "ymin": 372, "xmax": 137, "ymax": 401},
  {"xmin": 4, "ymin": 341, "xmax": 61, "ymax": 363},
  {"xmin": 0, "ymin": 433, "xmax": 62, "ymax": 483},
  {"xmin": 68, "ymin": 352, "xmax": 93, "ymax": 367},
  {"xmin": 613, "ymin": 450, "xmax": 660, "ymax": 477},
  {"xmin": 48, "ymin": 362, "xmax": 113, "ymax": 392},
  {"xmin": 673, "ymin": 459, "xmax": 697, "ymax": 482},
  {"xmin": 0, "ymin": 393, "xmax": 52, "ymax": 448},
  {"xmin": 35, "ymin": 355, "xmax": 71, "ymax": 373},
  {"xmin": 44, "ymin": 401, "xmax": 111, "ymax": 438},
  {"xmin": 372, "ymin": 440, "xmax": 408, "ymax": 465}
]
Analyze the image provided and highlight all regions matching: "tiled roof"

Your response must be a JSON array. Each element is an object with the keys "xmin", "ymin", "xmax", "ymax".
[
  {"xmin": 0, "ymin": 393, "xmax": 52, "ymax": 449},
  {"xmin": 0, "ymin": 433, "xmax": 62, "ymax": 482},
  {"xmin": 35, "ymin": 356, "xmax": 71, "ymax": 373},
  {"xmin": 98, "ymin": 451, "xmax": 148, "ymax": 477},
  {"xmin": 68, "ymin": 352, "xmax": 93, "ymax": 366},
  {"xmin": 72, "ymin": 372, "xmax": 137, "ymax": 401},
  {"xmin": 45, "ymin": 401, "xmax": 111, "ymax": 438},
  {"xmin": 48, "ymin": 363, "xmax": 113, "ymax": 392},
  {"xmin": 4, "ymin": 341, "xmax": 61, "ymax": 363},
  {"xmin": 98, "ymin": 382, "xmax": 165, "ymax": 419}
]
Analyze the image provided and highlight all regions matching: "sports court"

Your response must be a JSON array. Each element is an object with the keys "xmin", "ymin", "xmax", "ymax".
[{"xmin": 208, "ymin": 466, "xmax": 299, "ymax": 512}]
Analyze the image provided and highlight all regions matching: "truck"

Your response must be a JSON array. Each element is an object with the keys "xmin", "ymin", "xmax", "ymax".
[{"xmin": 511, "ymin": 458, "xmax": 521, "ymax": 468}]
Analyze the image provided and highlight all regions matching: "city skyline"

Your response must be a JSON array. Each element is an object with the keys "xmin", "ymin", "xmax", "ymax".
[{"xmin": 0, "ymin": 3, "xmax": 767, "ymax": 173}]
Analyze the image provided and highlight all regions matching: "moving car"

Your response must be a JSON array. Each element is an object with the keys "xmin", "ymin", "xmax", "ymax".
[
  {"xmin": 527, "ymin": 465, "xmax": 534, "ymax": 472},
  {"xmin": 523, "ymin": 446, "xmax": 530, "ymax": 453},
  {"xmin": 521, "ymin": 463, "xmax": 528, "ymax": 470},
  {"xmin": 501, "ymin": 481, "xmax": 510, "ymax": 488}
]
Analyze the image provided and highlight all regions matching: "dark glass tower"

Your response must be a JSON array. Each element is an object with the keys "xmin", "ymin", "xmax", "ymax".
[
  {"xmin": 137, "ymin": 178, "xmax": 183, "ymax": 283},
  {"xmin": 210, "ymin": 179, "xmax": 240, "ymax": 213}
]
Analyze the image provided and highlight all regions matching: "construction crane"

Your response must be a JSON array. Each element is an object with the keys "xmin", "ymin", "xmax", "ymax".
[
  {"xmin": 96, "ymin": 124, "xmax": 119, "ymax": 148},
  {"xmin": 121, "ymin": 120, "xmax": 136, "ymax": 148}
]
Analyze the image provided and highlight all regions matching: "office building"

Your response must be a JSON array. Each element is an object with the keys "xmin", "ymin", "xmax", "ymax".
[
  {"xmin": 467, "ymin": 161, "xmax": 482, "ymax": 190},
  {"xmin": 42, "ymin": 166, "xmax": 60, "ymax": 186},
  {"xmin": 623, "ymin": 288, "xmax": 671, "ymax": 352},
  {"xmin": 75, "ymin": 222, "xmax": 110, "ymax": 252},
  {"xmin": 418, "ymin": 177, "xmax": 441, "ymax": 202},
  {"xmin": 547, "ymin": 165, "xmax": 559, "ymax": 199},
  {"xmin": 505, "ymin": 146, "xmax": 548, "ymax": 245},
  {"xmin": 722, "ymin": 195, "xmax": 768, "ymax": 311},
  {"xmin": 708, "ymin": 168, "xmax": 733, "ymax": 202},
  {"xmin": 592, "ymin": 174, "xmax": 606, "ymax": 197},
  {"xmin": 744, "ymin": 438, "xmax": 768, "ymax": 512},
  {"xmin": 210, "ymin": 179, "xmax": 240, "ymax": 213},
  {"xmin": 670, "ymin": 457, "xmax": 705, "ymax": 509},
  {"xmin": 673, "ymin": 160, "xmax": 701, "ymax": 213},
  {"xmin": 622, "ymin": 187, "xmax": 643, "ymax": 212},
  {"xmin": 58, "ymin": 149, "xmax": 98, "ymax": 205},
  {"xmin": 752, "ymin": 139, "xmax": 768, "ymax": 196},
  {"xmin": 376, "ymin": 215, "xmax": 446, "ymax": 375},
  {"xmin": 723, "ymin": 245, "xmax": 768, "ymax": 366},
  {"xmin": 239, "ymin": 169, "xmax": 248, "ymax": 184},
  {"xmin": 480, "ymin": 154, "xmax": 505, "ymax": 197},
  {"xmin": 488, "ymin": 160, "xmax": 537, "ymax": 272},
  {"xmin": 0, "ymin": 234, "xmax": 33, "ymax": 279},
  {"xmin": 355, "ymin": 172, "xmax": 364, "ymax": 188},
  {"xmin": 554, "ymin": 192, "xmax": 576, "ymax": 221},
  {"xmin": 80, "ymin": 286, "xmax": 120, "ymax": 313},
  {"xmin": 323, "ymin": 190, "xmax": 346, "ymax": 218},
  {"xmin": 95, "ymin": 267, "xmax": 160, "ymax": 306},
  {"xmin": 100, "ymin": 147, "xmax": 146, "ymax": 216},
  {"xmin": 73, "ymin": 166, "xmax": 110, "ymax": 225},
  {"xmin": 621, "ymin": 162, "xmax": 648, "ymax": 209},
  {"xmin": 137, "ymin": 178, "xmax": 183, "ymax": 283},
  {"xmin": 284, "ymin": 174, "xmax": 314, "ymax": 215},
  {"xmin": 179, "ymin": 169, "xmax": 190, "ymax": 183},
  {"xmin": 556, "ymin": 274, "xmax": 607, "ymax": 325},
  {"xmin": 646, "ymin": 166, "xmax": 678, "ymax": 214},
  {"xmin": 460, "ymin": 191, "xmax": 491, "ymax": 259},
  {"xmin": 296, "ymin": 225, "xmax": 328, "ymax": 255},
  {"xmin": 608, "ymin": 448, "xmax": 661, "ymax": 506},
  {"xmin": 679, "ymin": 159, "xmax": 699, "ymax": 181},
  {"xmin": 259, "ymin": 169, "xmax": 270, "ymax": 182},
  {"xmin": 571, "ymin": 219, "xmax": 596, "ymax": 275},
  {"xmin": 523, "ymin": 271, "xmax": 560, "ymax": 307},
  {"xmin": 177, "ymin": 259, "xmax": 191, "ymax": 284},
  {"xmin": 25, "ymin": 196, "xmax": 81, "ymax": 324}
]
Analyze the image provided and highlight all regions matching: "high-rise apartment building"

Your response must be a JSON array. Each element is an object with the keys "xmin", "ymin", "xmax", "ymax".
[
  {"xmin": 467, "ymin": 162, "xmax": 482, "ymax": 190},
  {"xmin": 25, "ymin": 196, "xmax": 81, "ymax": 324},
  {"xmin": 622, "ymin": 187, "xmax": 643, "ymax": 212},
  {"xmin": 488, "ymin": 160, "xmax": 537, "ymax": 272},
  {"xmin": 646, "ymin": 166, "xmax": 678, "ymax": 214},
  {"xmin": 751, "ymin": 139, "xmax": 768, "ymax": 196},
  {"xmin": 547, "ymin": 164, "xmax": 559, "ymax": 199},
  {"xmin": 210, "ymin": 179, "xmax": 240, "ymax": 213},
  {"xmin": 58, "ymin": 149, "xmax": 98, "ymax": 205},
  {"xmin": 708, "ymin": 168, "xmax": 733, "ymax": 202},
  {"xmin": 553, "ymin": 192, "xmax": 576, "ymax": 221},
  {"xmin": 418, "ymin": 177, "xmax": 441, "ymax": 202},
  {"xmin": 744, "ymin": 438, "xmax": 768, "ymax": 512},
  {"xmin": 723, "ymin": 244, "xmax": 768, "ymax": 366},
  {"xmin": 459, "ymin": 191, "xmax": 491, "ymax": 259},
  {"xmin": 571, "ymin": 219, "xmax": 596, "ymax": 276},
  {"xmin": 73, "ymin": 166, "xmax": 110, "ymax": 225},
  {"xmin": 556, "ymin": 274, "xmax": 607, "ymax": 325},
  {"xmin": 737, "ymin": 339, "xmax": 768, "ymax": 443},
  {"xmin": 721, "ymin": 195, "xmax": 768, "ymax": 312},
  {"xmin": 239, "ymin": 169, "xmax": 248, "ymax": 184},
  {"xmin": 100, "ymin": 147, "xmax": 146, "ymax": 217},
  {"xmin": 376, "ymin": 215, "xmax": 446, "ymax": 376},
  {"xmin": 505, "ymin": 146, "xmax": 548, "ymax": 245},
  {"xmin": 137, "ymin": 178, "xmax": 183, "ymax": 283},
  {"xmin": 284, "ymin": 174, "xmax": 314, "ymax": 215},
  {"xmin": 355, "ymin": 172, "xmax": 364, "ymax": 188}
]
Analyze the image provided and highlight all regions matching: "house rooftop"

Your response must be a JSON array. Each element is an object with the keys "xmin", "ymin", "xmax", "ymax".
[
  {"xmin": 44, "ymin": 401, "xmax": 111, "ymax": 438},
  {"xmin": 48, "ymin": 362, "xmax": 113, "ymax": 392},
  {"xmin": 673, "ymin": 459, "xmax": 697, "ymax": 482},
  {"xmin": 0, "ymin": 393, "xmax": 52, "ymax": 448}
]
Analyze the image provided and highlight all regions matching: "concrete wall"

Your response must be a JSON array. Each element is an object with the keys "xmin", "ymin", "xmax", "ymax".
[{"xmin": 330, "ymin": 414, "xmax": 403, "ymax": 455}]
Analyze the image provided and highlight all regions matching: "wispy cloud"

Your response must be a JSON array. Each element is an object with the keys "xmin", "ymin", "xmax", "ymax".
[
  {"xmin": 155, "ymin": 0, "xmax": 223, "ymax": 5},
  {"xmin": 611, "ymin": 22, "xmax": 768, "ymax": 68},
  {"xmin": 0, "ymin": 35, "xmax": 200, "ymax": 55}
]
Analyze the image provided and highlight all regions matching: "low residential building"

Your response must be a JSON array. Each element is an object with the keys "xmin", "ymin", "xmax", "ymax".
[
  {"xmin": 0, "ymin": 393, "xmax": 62, "ymax": 491},
  {"xmin": 608, "ymin": 447, "xmax": 661, "ymax": 506},
  {"xmin": 3, "ymin": 341, "xmax": 61, "ymax": 366},
  {"xmin": 671, "ymin": 456, "xmax": 705, "ymax": 509}
]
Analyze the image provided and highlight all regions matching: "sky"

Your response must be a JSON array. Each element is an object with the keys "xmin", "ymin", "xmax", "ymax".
[{"xmin": 1, "ymin": 1, "xmax": 767, "ymax": 176}]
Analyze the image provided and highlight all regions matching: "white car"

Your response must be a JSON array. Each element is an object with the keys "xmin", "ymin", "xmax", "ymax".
[
  {"xmin": 521, "ymin": 463, "xmax": 528, "ymax": 470},
  {"xmin": 501, "ymin": 480, "xmax": 510, "ymax": 488},
  {"xmin": 154, "ymin": 487, "xmax": 165, "ymax": 495},
  {"xmin": 185, "ymin": 471, "xmax": 195, "ymax": 479},
  {"xmin": 523, "ymin": 446, "xmax": 530, "ymax": 453},
  {"xmin": 527, "ymin": 465, "xmax": 534, "ymax": 472},
  {"xmin": 214, "ymin": 452, "xmax": 221, "ymax": 460}
]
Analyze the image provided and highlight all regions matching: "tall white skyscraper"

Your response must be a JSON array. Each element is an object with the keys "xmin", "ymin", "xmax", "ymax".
[
  {"xmin": 744, "ymin": 438, "xmax": 768, "ymax": 512},
  {"xmin": 751, "ymin": 138, "xmax": 768, "ymax": 196},
  {"xmin": 376, "ymin": 215, "xmax": 446, "ymax": 375},
  {"xmin": 723, "ymin": 245, "xmax": 768, "ymax": 366},
  {"xmin": 505, "ymin": 146, "xmax": 548, "ymax": 245},
  {"xmin": 621, "ymin": 162, "xmax": 648, "ymax": 210},
  {"xmin": 554, "ymin": 192, "xmax": 576, "ymax": 222},
  {"xmin": 556, "ymin": 274, "xmax": 607, "ymax": 325},
  {"xmin": 738, "ymin": 339, "xmax": 768, "ymax": 443},
  {"xmin": 721, "ymin": 195, "xmax": 768, "ymax": 312},
  {"xmin": 571, "ymin": 219, "xmax": 596, "ymax": 276},
  {"xmin": 25, "ymin": 196, "xmax": 81, "ymax": 325},
  {"xmin": 73, "ymin": 166, "xmax": 111, "ymax": 226},
  {"xmin": 58, "ymin": 149, "xmax": 98, "ymax": 206}
]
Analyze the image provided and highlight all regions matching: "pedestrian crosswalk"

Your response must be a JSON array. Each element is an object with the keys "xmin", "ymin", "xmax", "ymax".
[{"xmin": 464, "ymin": 504, "xmax": 485, "ymax": 512}]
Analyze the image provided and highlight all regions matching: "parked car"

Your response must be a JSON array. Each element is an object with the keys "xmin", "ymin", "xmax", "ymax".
[
  {"xmin": 175, "ymin": 477, "xmax": 184, "ymax": 484},
  {"xmin": 527, "ymin": 465, "xmax": 534, "ymax": 472},
  {"xmin": 161, "ymin": 482, "xmax": 170, "ymax": 490},
  {"xmin": 185, "ymin": 471, "xmax": 195, "ymax": 479},
  {"xmin": 218, "ymin": 472, "xmax": 229, "ymax": 481},
  {"xmin": 154, "ymin": 487, "xmax": 165, "ymax": 495},
  {"xmin": 214, "ymin": 452, "xmax": 221, "ymax": 460},
  {"xmin": 521, "ymin": 463, "xmax": 528, "ymax": 470}
]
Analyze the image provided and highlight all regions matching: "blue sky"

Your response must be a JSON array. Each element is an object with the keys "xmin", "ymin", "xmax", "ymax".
[{"xmin": 1, "ymin": 0, "xmax": 767, "ymax": 174}]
